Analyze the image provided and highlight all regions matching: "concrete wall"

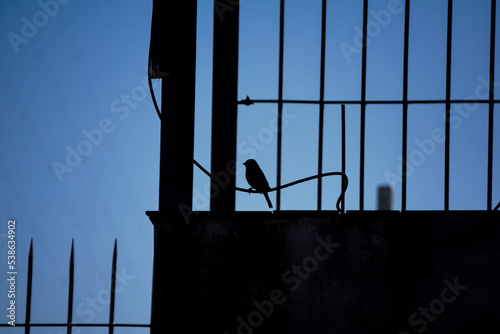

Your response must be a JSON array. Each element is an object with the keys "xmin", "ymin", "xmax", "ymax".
[{"xmin": 146, "ymin": 211, "xmax": 500, "ymax": 334}]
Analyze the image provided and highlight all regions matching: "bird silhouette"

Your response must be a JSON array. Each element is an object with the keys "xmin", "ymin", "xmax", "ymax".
[{"xmin": 243, "ymin": 159, "xmax": 273, "ymax": 208}]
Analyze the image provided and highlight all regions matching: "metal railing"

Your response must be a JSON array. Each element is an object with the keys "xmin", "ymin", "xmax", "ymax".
[
  {"xmin": 237, "ymin": 0, "xmax": 498, "ymax": 212},
  {"xmin": 0, "ymin": 239, "xmax": 151, "ymax": 333}
]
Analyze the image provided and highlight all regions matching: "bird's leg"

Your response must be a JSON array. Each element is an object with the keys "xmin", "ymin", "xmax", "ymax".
[{"xmin": 248, "ymin": 187, "xmax": 254, "ymax": 195}]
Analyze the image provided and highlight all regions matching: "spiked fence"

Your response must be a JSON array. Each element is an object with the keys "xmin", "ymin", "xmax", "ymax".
[{"xmin": 0, "ymin": 239, "xmax": 151, "ymax": 333}]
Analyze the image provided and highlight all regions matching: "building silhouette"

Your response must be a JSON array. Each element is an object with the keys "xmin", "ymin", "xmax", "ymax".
[{"xmin": 146, "ymin": 1, "xmax": 499, "ymax": 333}]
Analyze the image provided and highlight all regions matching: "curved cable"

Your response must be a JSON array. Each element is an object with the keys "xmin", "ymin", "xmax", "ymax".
[
  {"xmin": 194, "ymin": 159, "xmax": 348, "ymax": 213},
  {"xmin": 149, "ymin": 8, "xmax": 348, "ymax": 213},
  {"xmin": 148, "ymin": 5, "xmax": 162, "ymax": 120},
  {"xmin": 148, "ymin": 55, "xmax": 162, "ymax": 120}
]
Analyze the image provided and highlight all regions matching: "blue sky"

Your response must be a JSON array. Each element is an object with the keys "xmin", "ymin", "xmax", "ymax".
[{"xmin": 0, "ymin": 0, "xmax": 498, "ymax": 332}]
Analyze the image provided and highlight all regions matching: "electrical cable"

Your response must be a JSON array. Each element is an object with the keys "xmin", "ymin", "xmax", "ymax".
[
  {"xmin": 148, "ymin": 6, "xmax": 162, "ymax": 120},
  {"xmin": 150, "ymin": 70, "xmax": 349, "ymax": 212},
  {"xmin": 193, "ymin": 158, "xmax": 348, "ymax": 213},
  {"xmin": 148, "ymin": 14, "xmax": 348, "ymax": 213},
  {"xmin": 148, "ymin": 54, "xmax": 162, "ymax": 120}
]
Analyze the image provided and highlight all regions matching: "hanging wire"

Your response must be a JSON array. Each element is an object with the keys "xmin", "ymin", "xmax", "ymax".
[
  {"xmin": 148, "ymin": 6, "xmax": 162, "ymax": 120},
  {"xmin": 193, "ymin": 159, "xmax": 348, "ymax": 214},
  {"xmin": 148, "ymin": 55, "xmax": 162, "ymax": 120},
  {"xmin": 148, "ymin": 11, "xmax": 348, "ymax": 213}
]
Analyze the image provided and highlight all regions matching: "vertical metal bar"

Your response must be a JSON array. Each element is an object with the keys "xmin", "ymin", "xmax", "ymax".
[
  {"xmin": 341, "ymin": 104, "xmax": 346, "ymax": 214},
  {"xmin": 24, "ymin": 239, "xmax": 33, "ymax": 334},
  {"xmin": 67, "ymin": 240, "xmax": 74, "ymax": 334},
  {"xmin": 445, "ymin": 0, "xmax": 454, "ymax": 211},
  {"xmin": 402, "ymin": 0, "xmax": 411, "ymax": 211},
  {"xmin": 155, "ymin": 0, "xmax": 197, "ymax": 212},
  {"xmin": 317, "ymin": 0, "xmax": 327, "ymax": 210},
  {"xmin": 277, "ymin": 0, "xmax": 285, "ymax": 211},
  {"xmin": 488, "ymin": 0, "xmax": 497, "ymax": 211},
  {"xmin": 210, "ymin": 0, "xmax": 239, "ymax": 211},
  {"xmin": 109, "ymin": 239, "xmax": 118, "ymax": 334},
  {"xmin": 360, "ymin": 0, "xmax": 369, "ymax": 211}
]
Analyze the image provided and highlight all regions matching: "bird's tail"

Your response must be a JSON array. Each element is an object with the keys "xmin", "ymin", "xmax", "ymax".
[{"xmin": 264, "ymin": 192, "xmax": 273, "ymax": 209}]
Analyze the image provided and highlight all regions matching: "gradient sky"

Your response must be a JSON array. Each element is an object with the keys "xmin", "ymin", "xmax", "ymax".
[{"xmin": 0, "ymin": 0, "xmax": 498, "ymax": 333}]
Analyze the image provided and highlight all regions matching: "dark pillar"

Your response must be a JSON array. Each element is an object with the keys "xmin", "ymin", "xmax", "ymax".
[
  {"xmin": 150, "ymin": 0, "xmax": 197, "ymax": 212},
  {"xmin": 210, "ymin": 1, "xmax": 240, "ymax": 211}
]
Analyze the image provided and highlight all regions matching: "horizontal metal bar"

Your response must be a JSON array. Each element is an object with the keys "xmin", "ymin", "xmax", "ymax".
[{"xmin": 239, "ymin": 99, "xmax": 500, "ymax": 105}]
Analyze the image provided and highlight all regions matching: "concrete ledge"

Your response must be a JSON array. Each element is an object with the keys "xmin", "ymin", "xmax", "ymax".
[{"xmin": 146, "ymin": 211, "xmax": 499, "ymax": 333}]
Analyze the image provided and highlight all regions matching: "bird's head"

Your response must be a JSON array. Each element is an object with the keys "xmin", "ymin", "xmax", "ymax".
[{"xmin": 243, "ymin": 159, "xmax": 257, "ymax": 167}]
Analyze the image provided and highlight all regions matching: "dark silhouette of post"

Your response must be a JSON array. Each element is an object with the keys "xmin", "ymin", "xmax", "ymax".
[
  {"xmin": 210, "ymin": 0, "xmax": 239, "ymax": 211},
  {"xmin": 150, "ymin": 1, "xmax": 197, "ymax": 212}
]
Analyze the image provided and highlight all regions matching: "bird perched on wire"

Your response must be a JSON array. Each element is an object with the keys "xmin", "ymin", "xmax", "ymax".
[{"xmin": 243, "ymin": 159, "xmax": 273, "ymax": 208}]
